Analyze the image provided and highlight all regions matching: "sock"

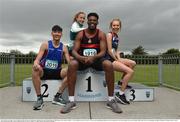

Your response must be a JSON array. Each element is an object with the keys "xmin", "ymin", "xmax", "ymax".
[
  {"xmin": 37, "ymin": 94, "xmax": 42, "ymax": 99},
  {"xmin": 69, "ymin": 96, "xmax": 75, "ymax": 102},
  {"xmin": 108, "ymin": 96, "xmax": 114, "ymax": 101},
  {"xmin": 55, "ymin": 92, "xmax": 62, "ymax": 97},
  {"xmin": 119, "ymin": 90, "xmax": 125, "ymax": 95}
]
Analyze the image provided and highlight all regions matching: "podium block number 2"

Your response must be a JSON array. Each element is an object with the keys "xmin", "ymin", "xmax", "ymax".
[{"xmin": 41, "ymin": 84, "xmax": 49, "ymax": 97}]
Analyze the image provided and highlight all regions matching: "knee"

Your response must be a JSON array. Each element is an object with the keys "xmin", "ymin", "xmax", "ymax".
[
  {"xmin": 132, "ymin": 61, "xmax": 136, "ymax": 67},
  {"xmin": 32, "ymin": 69, "xmax": 40, "ymax": 79},
  {"xmin": 129, "ymin": 61, "xmax": 136, "ymax": 69},
  {"xmin": 68, "ymin": 60, "xmax": 78, "ymax": 70},
  {"xmin": 128, "ymin": 69, "xmax": 134, "ymax": 75},
  {"xmin": 102, "ymin": 60, "xmax": 113, "ymax": 71}
]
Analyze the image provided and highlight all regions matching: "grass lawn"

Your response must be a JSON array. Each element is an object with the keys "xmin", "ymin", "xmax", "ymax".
[{"xmin": 0, "ymin": 64, "xmax": 179, "ymax": 88}]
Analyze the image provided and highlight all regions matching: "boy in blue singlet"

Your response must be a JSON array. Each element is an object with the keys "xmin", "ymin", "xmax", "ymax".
[{"xmin": 32, "ymin": 25, "xmax": 70, "ymax": 110}]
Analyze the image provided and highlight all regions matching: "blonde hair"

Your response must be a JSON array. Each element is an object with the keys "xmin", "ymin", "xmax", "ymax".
[
  {"xmin": 109, "ymin": 18, "xmax": 122, "ymax": 30},
  {"xmin": 73, "ymin": 12, "xmax": 86, "ymax": 22}
]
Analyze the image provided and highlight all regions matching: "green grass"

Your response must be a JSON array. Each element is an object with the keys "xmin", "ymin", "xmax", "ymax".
[
  {"xmin": 0, "ymin": 64, "xmax": 32, "ymax": 86},
  {"xmin": 115, "ymin": 65, "xmax": 159, "ymax": 86},
  {"xmin": 0, "ymin": 64, "xmax": 179, "ymax": 88},
  {"xmin": 162, "ymin": 64, "xmax": 180, "ymax": 88},
  {"xmin": 0, "ymin": 64, "xmax": 11, "ymax": 85}
]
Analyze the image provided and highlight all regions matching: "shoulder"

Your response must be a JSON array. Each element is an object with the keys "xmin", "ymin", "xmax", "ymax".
[
  {"xmin": 62, "ymin": 42, "xmax": 68, "ymax": 47},
  {"xmin": 41, "ymin": 41, "xmax": 48, "ymax": 50},
  {"xmin": 98, "ymin": 29, "xmax": 106, "ymax": 38},
  {"xmin": 63, "ymin": 44, "xmax": 68, "ymax": 50},
  {"xmin": 98, "ymin": 29, "xmax": 105, "ymax": 35},
  {"xmin": 106, "ymin": 32, "xmax": 113, "ymax": 38},
  {"xmin": 76, "ymin": 29, "xmax": 84, "ymax": 38},
  {"xmin": 107, "ymin": 32, "xmax": 112, "ymax": 36},
  {"xmin": 42, "ymin": 41, "xmax": 48, "ymax": 46},
  {"xmin": 71, "ymin": 22, "xmax": 78, "ymax": 28}
]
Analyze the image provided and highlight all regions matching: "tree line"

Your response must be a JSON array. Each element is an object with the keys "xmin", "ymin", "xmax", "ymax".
[{"xmin": 8, "ymin": 46, "xmax": 180, "ymax": 56}]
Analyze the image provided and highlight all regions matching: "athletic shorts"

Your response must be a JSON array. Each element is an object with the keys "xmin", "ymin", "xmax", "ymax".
[
  {"xmin": 78, "ymin": 58, "xmax": 106, "ymax": 71},
  {"xmin": 40, "ymin": 69, "xmax": 62, "ymax": 80},
  {"xmin": 67, "ymin": 43, "xmax": 73, "ymax": 56},
  {"xmin": 68, "ymin": 49, "xmax": 73, "ymax": 56},
  {"xmin": 104, "ymin": 53, "xmax": 115, "ymax": 62}
]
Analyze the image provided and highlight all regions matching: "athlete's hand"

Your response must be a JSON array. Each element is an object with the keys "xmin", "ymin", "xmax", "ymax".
[
  {"xmin": 78, "ymin": 56, "xmax": 86, "ymax": 64},
  {"xmin": 33, "ymin": 63, "xmax": 41, "ymax": 71},
  {"xmin": 85, "ymin": 56, "xmax": 95, "ymax": 65}
]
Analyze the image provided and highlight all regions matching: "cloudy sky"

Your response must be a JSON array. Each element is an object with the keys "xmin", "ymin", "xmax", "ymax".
[{"xmin": 0, "ymin": 0, "xmax": 180, "ymax": 54}]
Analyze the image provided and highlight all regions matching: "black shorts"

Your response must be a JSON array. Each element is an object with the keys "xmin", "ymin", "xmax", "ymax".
[
  {"xmin": 67, "ymin": 44, "xmax": 73, "ymax": 56},
  {"xmin": 104, "ymin": 53, "xmax": 115, "ymax": 62},
  {"xmin": 78, "ymin": 58, "xmax": 106, "ymax": 71},
  {"xmin": 40, "ymin": 69, "xmax": 62, "ymax": 80},
  {"xmin": 68, "ymin": 49, "xmax": 73, "ymax": 56}
]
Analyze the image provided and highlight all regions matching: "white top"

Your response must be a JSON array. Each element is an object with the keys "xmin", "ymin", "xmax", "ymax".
[{"xmin": 70, "ymin": 21, "xmax": 85, "ymax": 33}]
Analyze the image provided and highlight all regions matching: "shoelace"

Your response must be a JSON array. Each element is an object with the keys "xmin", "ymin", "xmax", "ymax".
[
  {"xmin": 64, "ymin": 101, "xmax": 73, "ymax": 107},
  {"xmin": 111, "ymin": 99, "xmax": 117, "ymax": 104}
]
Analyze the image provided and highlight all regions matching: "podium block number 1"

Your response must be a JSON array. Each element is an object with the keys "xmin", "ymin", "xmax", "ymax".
[{"xmin": 86, "ymin": 76, "xmax": 93, "ymax": 92}]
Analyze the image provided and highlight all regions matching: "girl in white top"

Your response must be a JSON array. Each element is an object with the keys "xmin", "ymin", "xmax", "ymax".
[{"xmin": 69, "ymin": 12, "xmax": 86, "ymax": 52}]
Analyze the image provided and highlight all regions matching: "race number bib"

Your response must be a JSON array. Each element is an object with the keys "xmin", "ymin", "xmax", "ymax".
[
  {"xmin": 83, "ymin": 49, "xmax": 97, "ymax": 56},
  {"xmin": 45, "ymin": 60, "xmax": 58, "ymax": 69}
]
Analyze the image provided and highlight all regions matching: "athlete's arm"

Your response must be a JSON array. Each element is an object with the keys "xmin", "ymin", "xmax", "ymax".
[
  {"xmin": 72, "ymin": 31, "xmax": 86, "ymax": 64},
  {"xmin": 33, "ymin": 41, "xmax": 47, "ymax": 70},
  {"xmin": 116, "ymin": 51, "xmax": 121, "ymax": 60},
  {"xmin": 106, "ymin": 33, "xmax": 118, "ymax": 60},
  {"xmin": 63, "ymin": 45, "xmax": 70, "ymax": 64},
  {"xmin": 96, "ymin": 30, "xmax": 107, "ymax": 59}
]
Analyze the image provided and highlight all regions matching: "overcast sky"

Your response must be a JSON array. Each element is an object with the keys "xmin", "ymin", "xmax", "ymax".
[{"xmin": 0, "ymin": 0, "xmax": 180, "ymax": 54}]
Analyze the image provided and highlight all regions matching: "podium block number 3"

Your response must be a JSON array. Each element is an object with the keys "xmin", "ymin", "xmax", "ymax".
[{"xmin": 129, "ymin": 89, "xmax": 135, "ymax": 101}]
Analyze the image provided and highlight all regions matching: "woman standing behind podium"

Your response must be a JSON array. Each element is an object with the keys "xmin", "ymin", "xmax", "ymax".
[{"xmin": 105, "ymin": 19, "xmax": 136, "ymax": 105}]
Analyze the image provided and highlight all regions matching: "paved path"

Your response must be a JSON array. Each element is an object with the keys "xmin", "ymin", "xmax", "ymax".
[{"xmin": 0, "ymin": 86, "xmax": 180, "ymax": 120}]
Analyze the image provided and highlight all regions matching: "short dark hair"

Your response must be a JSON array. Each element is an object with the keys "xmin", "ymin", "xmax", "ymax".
[
  {"xmin": 87, "ymin": 12, "xmax": 99, "ymax": 20},
  {"xmin": 52, "ymin": 25, "xmax": 63, "ymax": 32}
]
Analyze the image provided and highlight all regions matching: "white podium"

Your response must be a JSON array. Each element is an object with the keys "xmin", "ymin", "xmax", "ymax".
[
  {"xmin": 22, "ymin": 68, "xmax": 108, "ymax": 101},
  {"xmin": 22, "ymin": 78, "xmax": 68, "ymax": 101},
  {"xmin": 114, "ymin": 83, "xmax": 154, "ymax": 101},
  {"xmin": 75, "ymin": 68, "xmax": 107, "ymax": 101},
  {"xmin": 22, "ymin": 69, "xmax": 154, "ymax": 102}
]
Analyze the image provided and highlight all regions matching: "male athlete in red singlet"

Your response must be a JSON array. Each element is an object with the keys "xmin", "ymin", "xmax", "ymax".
[{"xmin": 61, "ymin": 13, "xmax": 122, "ymax": 114}]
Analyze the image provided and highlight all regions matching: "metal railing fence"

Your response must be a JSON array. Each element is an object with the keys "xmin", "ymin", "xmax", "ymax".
[
  {"xmin": 161, "ymin": 54, "xmax": 180, "ymax": 89},
  {"xmin": 0, "ymin": 53, "xmax": 180, "ymax": 90}
]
